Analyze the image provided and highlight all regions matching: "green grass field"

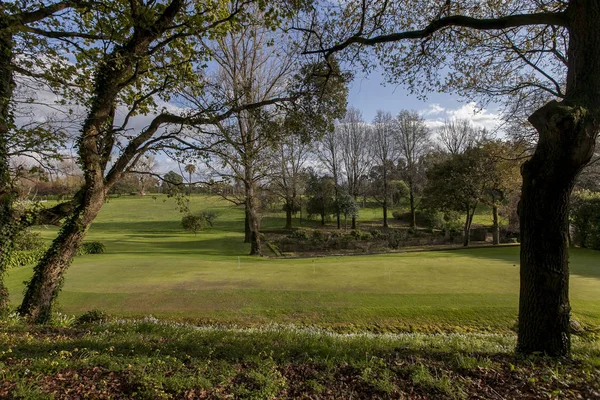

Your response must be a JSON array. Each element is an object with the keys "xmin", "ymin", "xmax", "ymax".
[{"xmin": 6, "ymin": 194, "xmax": 600, "ymax": 332}]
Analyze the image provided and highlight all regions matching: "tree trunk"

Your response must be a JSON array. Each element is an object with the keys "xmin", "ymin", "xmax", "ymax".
[
  {"xmin": 516, "ymin": 1, "xmax": 600, "ymax": 357},
  {"xmin": 462, "ymin": 205, "xmax": 474, "ymax": 247},
  {"xmin": 382, "ymin": 170, "xmax": 389, "ymax": 228},
  {"xmin": 285, "ymin": 202, "xmax": 292, "ymax": 229},
  {"xmin": 0, "ymin": 28, "xmax": 15, "ymax": 315},
  {"xmin": 409, "ymin": 182, "xmax": 416, "ymax": 230},
  {"xmin": 492, "ymin": 205, "xmax": 500, "ymax": 245},
  {"xmin": 244, "ymin": 206, "xmax": 251, "ymax": 243},
  {"xmin": 351, "ymin": 215, "xmax": 356, "ymax": 230},
  {"xmin": 19, "ymin": 185, "xmax": 105, "ymax": 323},
  {"xmin": 245, "ymin": 180, "xmax": 262, "ymax": 256},
  {"xmin": 383, "ymin": 202, "xmax": 388, "ymax": 228},
  {"xmin": 517, "ymin": 102, "xmax": 597, "ymax": 356}
]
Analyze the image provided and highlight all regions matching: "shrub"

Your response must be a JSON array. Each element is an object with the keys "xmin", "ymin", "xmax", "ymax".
[
  {"xmin": 387, "ymin": 230, "xmax": 407, "ymax": 249},
  {"xmin": 370, "ymin": 230, "xmax": 383, "ymax": 239},
  {"xmin": 571, "ymin": 191, "xmax": 600, "ymax": 249},
  {"xmin": 77, "ymin": 241, "xmax": 106, "ymax": 255},
  {"xmin": 181, "ymin": 214, "xmax": 204, "ymax": 235},
  {"xmin": 182, "ymin": 211, "xmax": 219, "ymax": 235},
  {"xmin": 77, "ymin": 309, "xmax": 109, "ymax": 324},
  {"xmin": 13, "ymin": 229, "xmax": 45, "ymax": 251},
  {"xmin": 311, "ymin": 229, "xmax": 329, "ymax": 241},
  {"xmin": 349, "ymin": 229, "xmax": 362, "ymax": 239},
  {"xmin": 7, "ymin": 248, "xmax": 46, "ymax": 268},
  {"xmin": 290, "ymin": 229, "xmax": 310, "ymax": 240}
]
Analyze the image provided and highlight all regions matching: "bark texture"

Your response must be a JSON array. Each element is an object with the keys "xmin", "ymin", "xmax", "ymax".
[
  {"xmin": 0, "ymin": 25, "xmax": 15, "ymax": 315},
  {"xmin": 517, "ymin": 0, "xmax": 600, "ymax": 357}
]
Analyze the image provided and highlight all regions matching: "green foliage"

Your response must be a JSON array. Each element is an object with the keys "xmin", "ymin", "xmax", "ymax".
[
  {"xmin": 182, "ymin": 211, "xmax": 219, "ymax": 235},
  {"xmin": 6, "ymin": 248, "xmax": 46, "ymax": 269},
  {"xmin": 305, "ymin": 173, "xmax": 336, "ymax": 222},
  {"xmin": 386, "ymin": 230, "xmax": 407, "ymax": 249},
  {"xmin": 77, "ymin": 242, "xmax": 106, "ymax": 255},
  {"xmin": 76, "ymin": 309, "xmax": 109, "ymax": 324},
  {"xmin": 571, "ymin": 191, "xmax": 600, "ymax": 249},
  {"xmin": 12, "ymin": 230, "xmax": 44, "ymax": 252},
  {"xmin": 181, "ymin": 214, "xmax": 204, "ymax": 235},
  {"xmin": 370, "ymin": 230, "xmax": 383, "ymax": 239}
]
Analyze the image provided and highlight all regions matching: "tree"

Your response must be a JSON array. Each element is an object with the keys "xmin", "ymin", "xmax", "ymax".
[
  {"xmin": 306, "ymin": 0, "xmax": 597, "ymax": 357},
  {"xmin": 438, "ymin": 118, "xmax": 486, "ymax": 155},
  {"xmin": 316, "ymin": 123, "xmax": 343, "ymax": 228},
  {"xmin": 184, "ymin": 164, "xmax": 196, "ymax": 196},
  {"xmin": 394, "ymin": 110, "xmax": 431, "ymax": 230},
  {"xmin": 479, "ymin": 140, "xmax": 524, "ymax": 245},
  {"xmin": 17, "ymin": 0, "xmax": 289, "ymax": 323},
  {"xmin": 305, "ymin": 172, "xmax": 336, "ymax": 226},
  {"xmin": 337, "ymin": 107, "xmax": 372, "ymax": 229},
  {"xmin": 0, "ymin": 0, "xmax": 93, "ymax": 315},
  {"xmin": 424, "ymin": 147, "xmax": 489, "ymax": 246},
  {"xmin": 371, "ymin": 110, "xmax": 400, "ymax": 227},
  {"xmin": 336, "ymin": 190, "xmax": 359, "ymax": 230},
  {"xmin": 272, "ymin": 135, "xmax": 311, "ymax": 229},
  {"xmin": 162, "ymin": 171, "xmax": 184, "ymax": 195}
]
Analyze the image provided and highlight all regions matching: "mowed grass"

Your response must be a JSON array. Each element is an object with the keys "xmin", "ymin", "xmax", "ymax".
[{"xmin": 5, "ymin": 194, "xmax": 600, "ymax": 332}]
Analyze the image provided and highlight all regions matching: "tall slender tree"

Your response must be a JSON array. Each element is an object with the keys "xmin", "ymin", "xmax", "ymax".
[{"xmin": 394, "ymin": 110, "xmax": 431, "ymax": 230}]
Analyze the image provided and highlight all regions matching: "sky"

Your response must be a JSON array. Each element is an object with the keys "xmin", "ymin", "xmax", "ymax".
[
  {"xmin": 346, "ymin": 68, "xmax": 502, "ymax": 132},
  {"xmin": 15, "ymin": 66, "xmax": 504, "ymax": 175}
]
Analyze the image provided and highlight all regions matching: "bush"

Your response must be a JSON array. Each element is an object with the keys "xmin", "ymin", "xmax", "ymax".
[
  {"xmin": 370, "ymin": 230, "xmax": 383, "ymax": 239},
  {"xmin": 349, "ymin": 230, "xmax": 362, "ymax": 239},
  {"xmin": 7, "ymin": 248, "xmax": 46, "ymax": 268},
  {"xmin": 387, "ymin": 230, "xmax": 407, "ymax": 249},
  {"xmin": 77, "ymin": 241, "xmax": 106, "ymax": 255},
  {"xmin": 182, "ymin": 214, "xmax": 204, "ymax": 235},
  {"xmin": 571, "ymin": 191, "xmax": 600, "ymax": 249},
  {"xmin": 13, "ymin": 229, "xmax": 45, "ymax": 251},
  {"xmin": 77, "ymin": 309, "xmax": 108, "ymax": 324},
  {"xmin": 290, "ymin": 229, "xmax": 310, "ymax": 240}
]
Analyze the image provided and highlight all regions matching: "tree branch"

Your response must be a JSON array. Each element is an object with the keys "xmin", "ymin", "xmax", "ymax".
[{"xmin": 305, "ymin": 11, "xmax": 567, "ymax": 56}]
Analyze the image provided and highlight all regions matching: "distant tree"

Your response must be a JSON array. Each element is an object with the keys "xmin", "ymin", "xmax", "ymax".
[
  {"xmin": 336, "ymin": 191, "xmax": 359, "ymax": 230},
  {"xmin": 162, "ymin": 171, "xmax": 184, "ymax": 195},
  {"xmin": 338, "ymin": 107, "xmax": 373, "ymax": 229},
  {"xmin": 184, "ymin": 164, "xmax": 196, "ymax": 196},
  {"xmin": 438, "ymin": 119, "xmax": 487, "ymax": 155},
  {"xmin": 272, "ymin": 135, "xmax": 311, "ymax": 229},
  {"xmin": 395, "ymin": 110, "xmax": 431, "ymax": 230},
  {"xmin": 371, "ymin": 110, "xmax": 399, "ymax": 227},
  {"xmin": 479, "ymin": 141, "xmax": 524, "ymax": 244},
  {"xmin": 305, "ymin": 172, "xmax": 336, "ymax": 226},
  {"xmin": 424, "ymin": 147, "xmax": 491, "ymax": 246},
  {"xmin": 134, "ymin": 155, "xmax": 158, "ymax": 196}
]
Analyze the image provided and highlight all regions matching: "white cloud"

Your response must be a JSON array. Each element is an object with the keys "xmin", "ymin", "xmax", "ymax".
[
  {"xmin": 423, "ymin": 102, "xmax": 501, "ymax": 133},
  {"xmin": 421, "ymin": 103, "xmax": 445, "ymax": 116}
]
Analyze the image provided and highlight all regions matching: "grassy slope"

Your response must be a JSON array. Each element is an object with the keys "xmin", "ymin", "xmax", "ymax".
[{"xmin": 5, "ymin": 195, "xmax": 600, "ymax": 332}]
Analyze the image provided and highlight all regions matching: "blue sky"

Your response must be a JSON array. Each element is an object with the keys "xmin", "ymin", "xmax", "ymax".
[{"xmin": 346, "ymin": 68, "xmax": 502, "ymax": 132}]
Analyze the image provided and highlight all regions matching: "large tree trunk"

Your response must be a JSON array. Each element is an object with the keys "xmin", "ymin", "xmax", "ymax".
[
  {"xmin": 0, "ymin": 28, "xmax": 15, "ymax": 315},
  {"xmin": 517, "ymin": 102, "xmax": 597, "ymax": 356},
  {"xmin": 18, "ymin": 185, "xmax": 105, "ymax": 323},
  {"xmin": 516, "ymin": 0, "xmax": 600, "ymax": 357}
]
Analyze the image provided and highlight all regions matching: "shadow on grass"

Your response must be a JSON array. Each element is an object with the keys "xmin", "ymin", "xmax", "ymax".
[{"xmin": 450, "ymin": 246, "xmax": 600, "ymax": 280}]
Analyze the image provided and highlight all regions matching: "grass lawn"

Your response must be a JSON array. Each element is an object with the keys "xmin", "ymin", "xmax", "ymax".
[{"xmin": 5, "ymin": 194, "xmax": 600, "ymax": 332}]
